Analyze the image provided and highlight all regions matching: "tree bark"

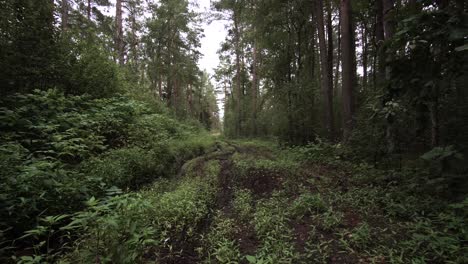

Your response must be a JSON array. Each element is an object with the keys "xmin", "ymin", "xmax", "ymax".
[
  {"xmin": 158, "ymin": 77, "xmax": 162, "ymax": 99},
  {"xmin": 326, "ymin": 0, "xmax": 335, "ymax": 139},
  {"xmin": 362, "ymin": 22, "xmax": 368, "ymax": 88},
  {"xmin": 316, "ymin": 0, "xmax": 334, "ymax": 140},
  {"xmin": 326, "ymin": 0, "xmax": 334, "ymax": 96},
  {"xmin": 382, "ymin": 0, "xmax": 396, "ymax": 153},
  {"xmin": 61, "ymin": 0, "xmax": 68, "ymax": 31},
  {"xmin": 251, "ymin": 38, "xmax": 258, "ymax": 137},
  {"xmin": 234, "ymin": 9, "xmax": 242, "ymax": 137},
  {"xmin": 115, "ymin": 0, "xmax": 124, "ymax": 66},
  {"xmin": 383, "ymin": 0, "xmax": 395, "ymax": 41},
  {"xmin": 187, "ymin": 83, "xmax": 193, "ymax": 116},
  {"xmin": 87, "ymin": 0, "xmax": 91, "ymax": 20},
  {"xmin": 375, "ymin": 0, "xmax": 385, "ymax": 82},
  {"xmin": 334, "ymin": 7, "xmax": 341, "ymax": 98},
  {"xmin": 340, "ymin": 0, "xmax": 355, "ymax": 141}
]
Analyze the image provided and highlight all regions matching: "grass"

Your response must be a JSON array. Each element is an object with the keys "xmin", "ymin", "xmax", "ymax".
[{"xmin": 11, "ymin": 138, "xmax": 467, "ymax": 263}]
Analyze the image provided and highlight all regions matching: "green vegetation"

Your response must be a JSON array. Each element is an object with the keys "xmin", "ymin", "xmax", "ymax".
[
  {"xmin": 0, "ymin": 89, "xmax": 217, "ymax": 261},
  {"xmin": 1, "ymin": 0, "xmax": 467, "ymax": 263}
]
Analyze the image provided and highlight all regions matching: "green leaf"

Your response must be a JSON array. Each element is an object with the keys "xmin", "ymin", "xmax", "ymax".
[{"xmin": 246, "ymin": 255, "xmax": 257, "ymax": 263}]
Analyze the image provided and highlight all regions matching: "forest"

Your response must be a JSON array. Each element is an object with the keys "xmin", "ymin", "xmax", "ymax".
[{"xmin": 0, "ymin": 0, "xmax": 467, "ymax": 263}]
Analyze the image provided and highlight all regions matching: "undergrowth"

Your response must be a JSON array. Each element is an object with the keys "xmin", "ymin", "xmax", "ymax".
[{"xmin": 0, "ymin": 90, "xmax": 216, "ymax": 261}]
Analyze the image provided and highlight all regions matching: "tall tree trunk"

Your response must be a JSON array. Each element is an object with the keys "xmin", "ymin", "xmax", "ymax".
[
  {"xmin": 129, "ymin": 10, "xmax": 138, "ymax": 69},
  {"xmin": 187, "ymin": 83, "xmax": 193, "ymax": 116},
  {"xmin": 115, "ymin": 0, "xmax": 124, "ymax": 66},
  {"xmin": 375, "ymin": 0, "xmax": 385, "ymax": 82},
  {"xmin": 326, "ymin": 0, "xmax": 334, "ymax": 96},
  {"xmin": 158, "ymin": 77, "xmax": 162, "ymax": 99},
  {"xmin": 383, "ymin": 0, "xmax": 395, "ymax": 42},
  {"xmin": 174, "ymin": 78, "xmax": 179, "ymax": 115},
  {"xmin": 87, "ymin": 0, "xmax": 91, "ymax": 20},
  {"xmin": 382, "ymin": 0, "xmax": 396, "ymax": 153},
  {"xmin": 251, "ymin": 38, "xmax": 258, "ymax": 137},
  {"xmin": 316, "ymin": 0, "xmax": 334, "ymax": 140},
  {"xmin": 61, "ymin": 0, "xmax": 68, "ymax": 31},
  {"xmin": 326, "ymin": 0, "xmax": 335, "ymax": 139},
  {"xmin": 340, "ymin": 0, "xmax": 355, "ymax": 141},
  {"xmin": 234, "ymin": 10, "xmax": 242, "ymax": 137},
  {"xmin": 334, "ymin": 8, "xmax": 341, "ymax": 98},
  {"xmin": 362, "ymin": 22, "xmax": 368, "ymax": 88}
]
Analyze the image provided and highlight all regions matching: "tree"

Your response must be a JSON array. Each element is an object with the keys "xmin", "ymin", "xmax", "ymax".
[
  {"xmin": 115, "ymin": 0, "xmax": 124, "ymax": 65},
  {"xmin": 0, "ymin": 0, "xmax": 58, "ymax": 95},
  {"xmin": 340, "ymin": 0, "xmax": 355, "ymax": 140},
  {"xmin": 315, "ymin": 0, "xmax": 334, "ymax": 140},
  {"xmin": 145, "ymin": 0, "xmax": 204, "ymax": 117},
  {"xmin": 61, "ymin": 0, "xmax": 69, "ymax": 31}
]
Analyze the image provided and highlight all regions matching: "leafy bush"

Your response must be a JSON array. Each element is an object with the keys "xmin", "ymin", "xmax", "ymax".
[
  {"xmin": 61, "ymin": 160, "xmax": 220, "ymax": 263},
  {"xmin": 290, "ymin": 192, "xmax": 326, "ymax": 218},
  {"xmin": 205, "ymin": 214, "xmax": 241, "ymax": 263},
  {"xmin": 60, "ymin": 194, "xmax": 157, "ymax": 264},
  {"xmin": 0, "ymin": 90, "xmax": 215, "ymax": 260},
  {"xmin": 232, "ymin": 189, "xmax": 254, "ymax": 223}
]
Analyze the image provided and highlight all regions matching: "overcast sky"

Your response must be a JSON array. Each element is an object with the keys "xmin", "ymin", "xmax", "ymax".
[
  {"xmin": 191, "ymin": 0, "xmax": 228, "ymax": 116},
  {"xmin": 193, "ymin": 0, "xmax": 228, "ymax": 76}
]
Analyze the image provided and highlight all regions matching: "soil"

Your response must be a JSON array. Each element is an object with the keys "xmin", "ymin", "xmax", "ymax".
[{"xmin": 240, "ymin": 168, "xmax": 283, "ymax": 197}]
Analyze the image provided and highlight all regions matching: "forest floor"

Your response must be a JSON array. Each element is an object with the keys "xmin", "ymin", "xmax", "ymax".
[
  {"xmin": 132, "ymin": 139, "xmax": 465, "ymax": 264},
  {"xmin": 47, "ymin": 136, "xmax": 465, "ymax": 263}
]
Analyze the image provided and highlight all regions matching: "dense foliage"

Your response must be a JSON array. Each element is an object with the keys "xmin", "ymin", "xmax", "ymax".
[
  {"xmin": 215, "ymin": 0, "xmax": 468, "ymax": 158},
  {"xmin": 0, "ymin": 90, "xmax": 216, "ymax": 261},
  {"xmin": 0, "ymin": 0, "xmax": 466, "ymax": 263}
]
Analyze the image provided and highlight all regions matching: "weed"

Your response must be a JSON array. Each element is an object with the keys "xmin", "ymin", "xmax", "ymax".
[
  {"xmin": 290, "ymin": 192, "xmax": 326, "ymax": 218},
  {"xmin": 320, "ymin": 209, "xmax": 344, "ymax": 231},
  {"xmin": 339, "ymin": 222, "xmax": 372, "ymax": 251},
  {"xmin": 232, "ymin": 189, "xmax": 254, "ymax": 222}
]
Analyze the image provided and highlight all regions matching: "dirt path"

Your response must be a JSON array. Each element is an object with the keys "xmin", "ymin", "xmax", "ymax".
[{"xmin": 153, "ymin": 140, "xmax": 458, "ymax": 264}]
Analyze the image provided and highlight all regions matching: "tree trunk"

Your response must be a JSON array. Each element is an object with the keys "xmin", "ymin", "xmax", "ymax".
[
  {"xmin": 383, "ymin": 0, "xmax": 395, "ymax": 41},
  {"xmin": 251, "ymin": 38, "xmax": 258, "ymax": 137},
  {"xmin": 174, "ymin": 78, "xmax": 179, "ymax": 115},
  {"xmin": 382, "ymin": 0, "xmax": 396, "ymax": 153},
  {"xmin": 187, "ymin": 83, "xmax": 193, "ymax": 116},
  {"xmin": 375, "ymin": 0, "xmax": 385, "ymax": 82},
  {"xmin": 87, "ymin": 0, "xmax": 91, "ymax": 20},
  {"xmin": 129, "ymin": 10, "xmax": 138, "ymax": 69},
  {"xmin": 326, "ymin": 0, "xmax": 334, "ymax": 96},
  {"xmin": 316, "ymin": 0, "xmax": 334, "ymax": 140},
  {"xmin": 362, "ymin": 22, "xmax": 368, "ymax": 88},
  {"xmin": 115, "ymin": 0, "xmax": 124, "ymax": 66},
  {"xmin": 61, "ymin": 0, "xmax": 68, "ymax": 31},
  {"xmin": 326, "ymin": 0, "xmax": 335, "ymax": 139},
  {"xmin": 340, "ymin": 0, "xmax": 355, "ymax": 141},
  {"xmin": 334, "ymin": 8, "xmax": 341, "ymax": 98},
  {"xmin": 158, "ymin": 77, "xmax": 162, "ymax": 99},
  {"xmin": 234, "ymin": 10, "xmax": 242, "ymax": 137}
]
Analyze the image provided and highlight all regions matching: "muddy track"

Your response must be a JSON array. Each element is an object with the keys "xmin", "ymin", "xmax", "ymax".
[
  {"xmin": 157, "ymin": 144, "xmax": 239, "ymax": 263},
  {"xmin": 216, "ymin": 158, "xmax": 235, "ymax": 212},
  {"xmin": 160, "ymin": 142, "xmax": 288, "ymax": 263}
]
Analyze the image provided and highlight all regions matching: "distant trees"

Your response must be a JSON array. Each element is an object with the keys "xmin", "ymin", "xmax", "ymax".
[
  {"xmin": 0, "ymin": 0, "xmax": 219, "ymax": 129},
  {"xmin": 215, "ymin": 0, "xmax": 468, "ymax": 159},
  {"xmin": 0, "ymin": 0, "xmax": 58, "ymax": 95},
  {"xmin": 144, "ymin": 0, "xmax": 218, "ymax": 125}
]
